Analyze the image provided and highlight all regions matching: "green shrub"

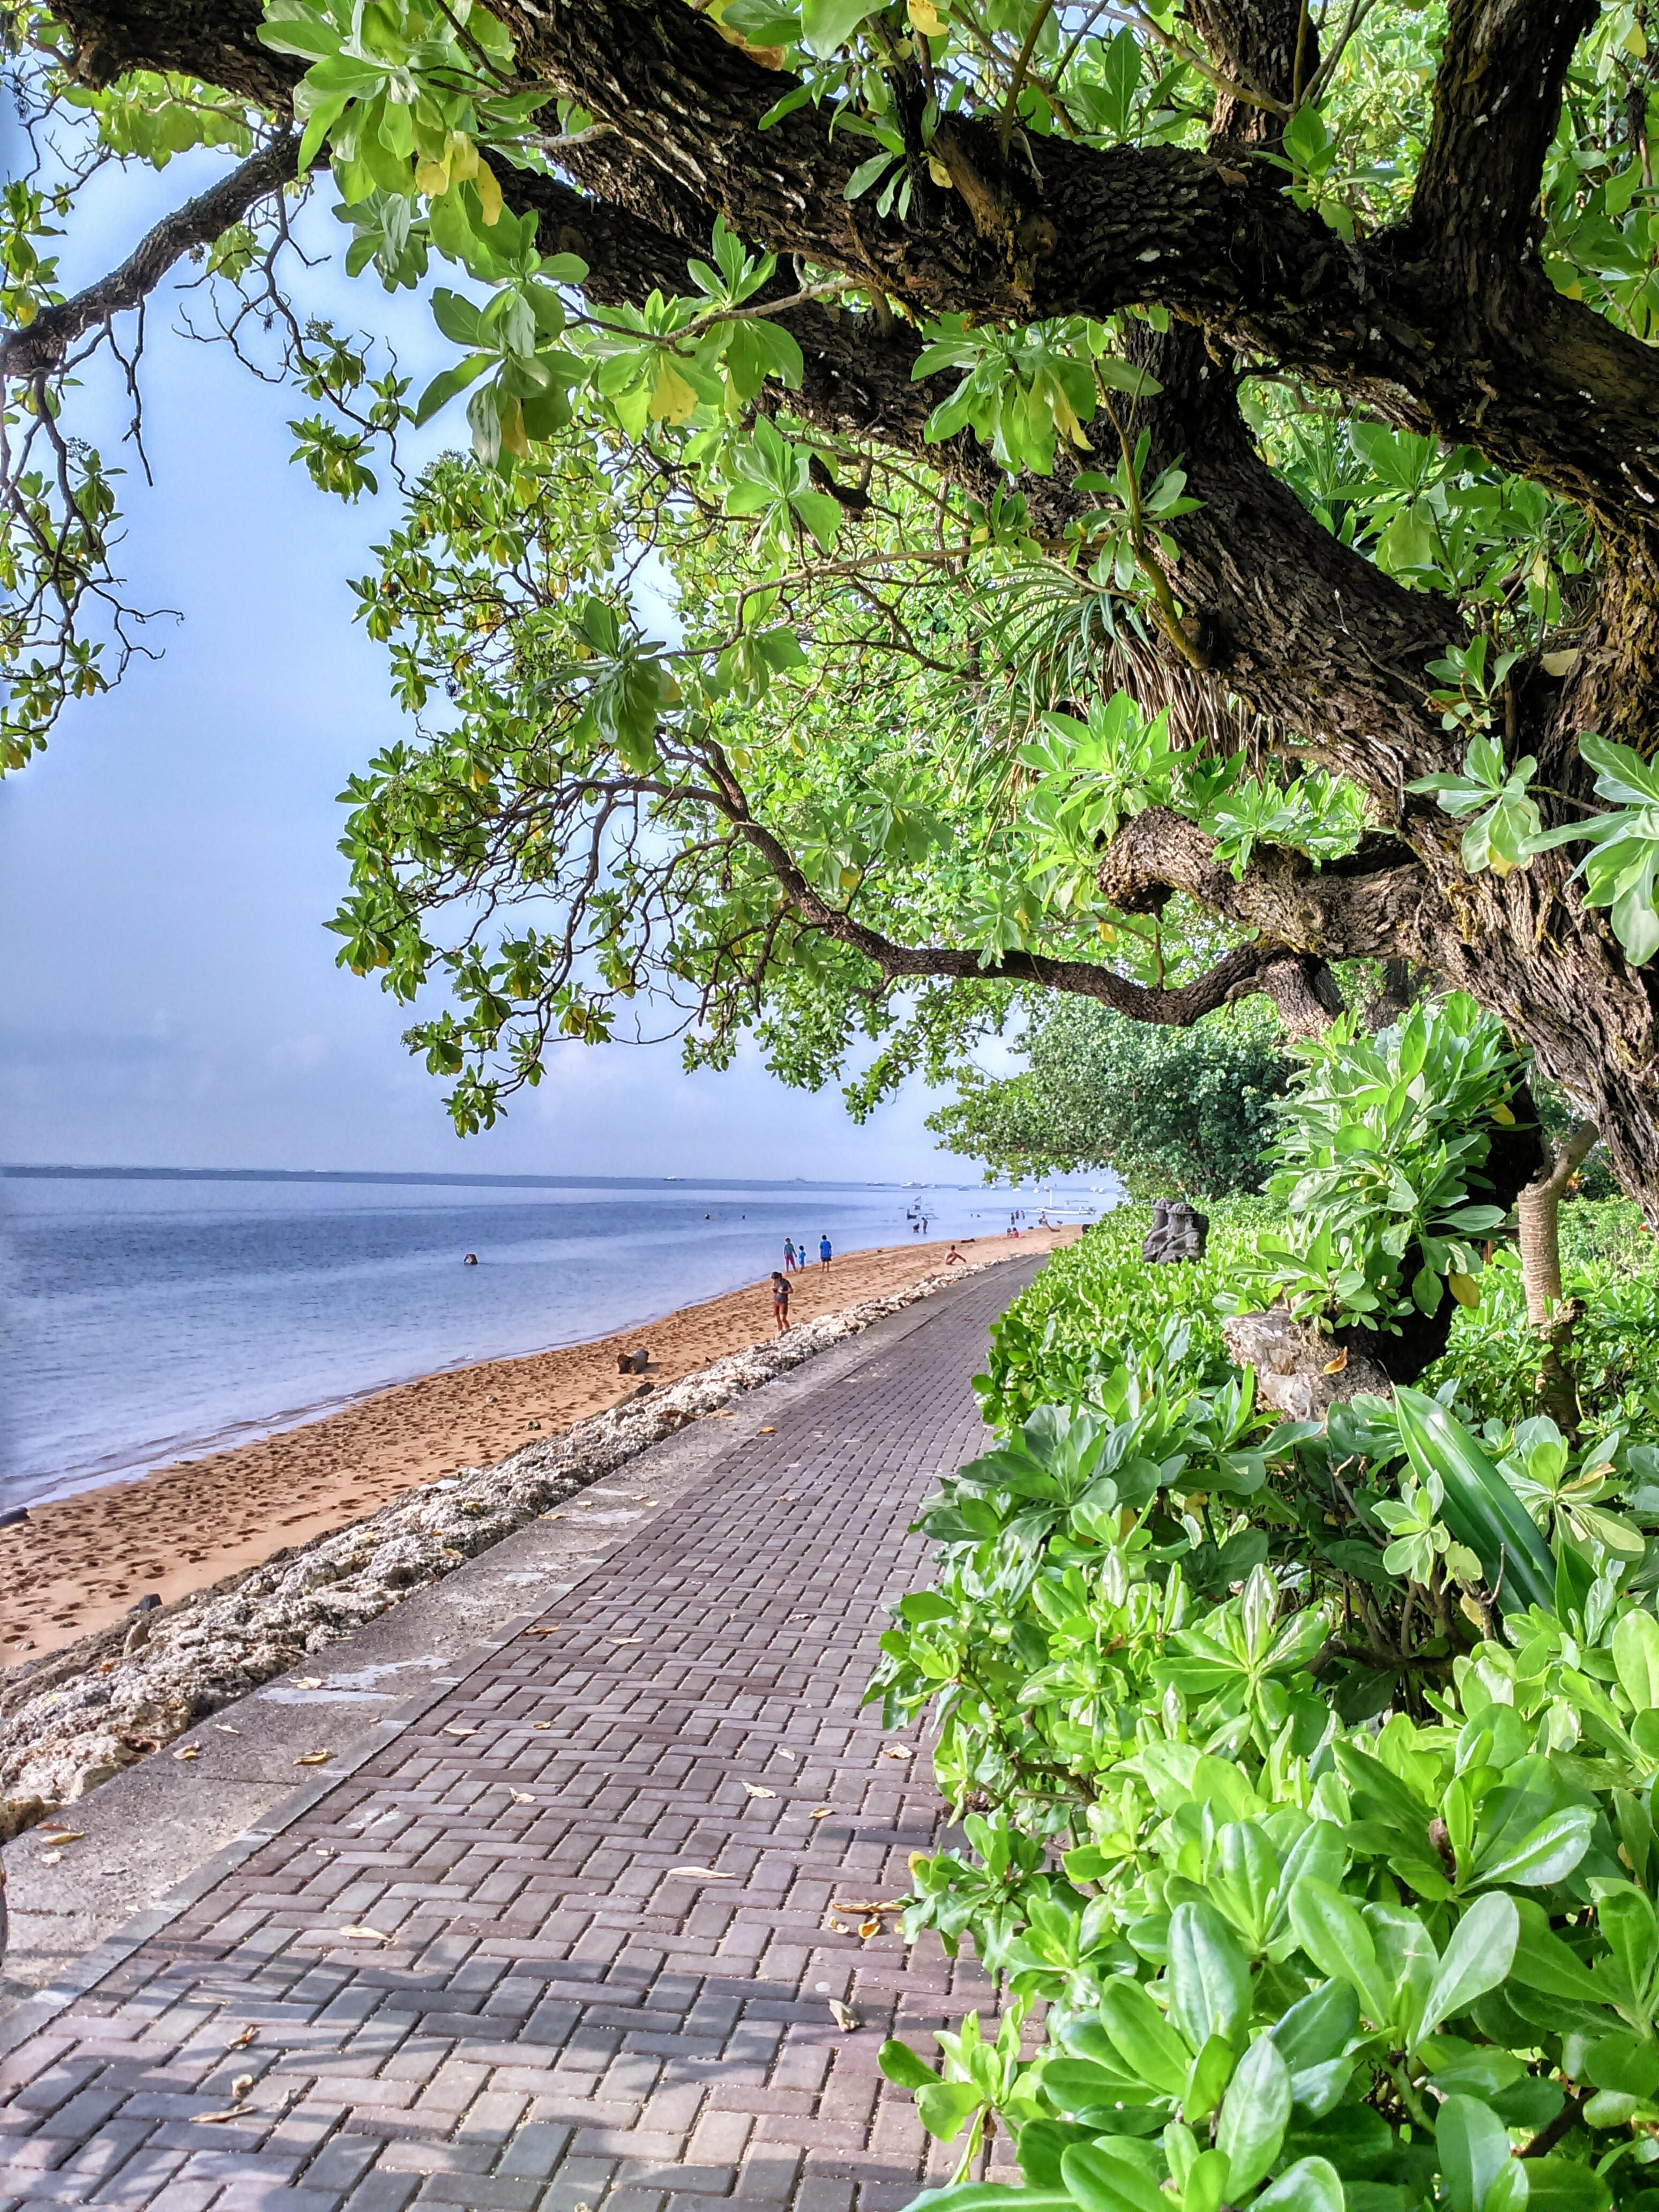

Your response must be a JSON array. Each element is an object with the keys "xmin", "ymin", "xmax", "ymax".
[
  {"xmin": 975, "ymin": 1201, "xmax": 1271, "ymax": 1431},
  {"xmin": 1229, "ymin": 993, "xmax": 1527, "ymax": 1336},
  {"xmin": 1425, "ymin": 1201, "xmax": 1659, "ymax": 1443},
  {"xmin": 871, "ymin": 1388, "xmax": 1659, "ymax": 2212},
  {"xmin": 876, "ymin": 1013, "xmax": 1659, "ymax": 2212}
]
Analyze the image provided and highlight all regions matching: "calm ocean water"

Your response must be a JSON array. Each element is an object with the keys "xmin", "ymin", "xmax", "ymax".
[{"xmin": 0, "ymin": 1171, "xmax": 1103, "ymax": 1509}]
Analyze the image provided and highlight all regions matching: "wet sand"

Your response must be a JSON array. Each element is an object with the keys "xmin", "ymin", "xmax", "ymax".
[{"xmin": 0, "ymin": 1230, "xmax": 1072, "ymax": 1665}]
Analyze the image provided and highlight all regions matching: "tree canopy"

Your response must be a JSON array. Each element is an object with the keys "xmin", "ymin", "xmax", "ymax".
[
  {"xmin": 929, "ymin": 997, "xmax": 1289, "ymax": 1193},
  {"xmin": 4, "ymin": 0, "xmax": 1659, "ymax": 1198}
]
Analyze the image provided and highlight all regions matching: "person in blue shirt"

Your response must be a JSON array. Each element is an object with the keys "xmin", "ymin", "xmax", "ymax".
[{"xmin": 819, "ymin": 1234, "xmax": 832, "ymax": 1270}]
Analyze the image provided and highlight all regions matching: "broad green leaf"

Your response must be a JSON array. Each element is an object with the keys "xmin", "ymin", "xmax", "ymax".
[
  {"xmin": 1436, "ymin": 2093, "xmax": 1513, "ymax": 2212},
  {"xmin": 1612, "ymin": 1608, "xmax": 1659, "ymax": 1710},
  {"xmin": 803, "ymin": 0, "xmax": 879, "ymax": 52},
  {"xmin": 1216, "ymin": 2036, "xmax": 1291, "ymax": 2198},
  {"xmin": 1416, "ymin": 1893, "xmax": 1519, "ymax": 2045},
  {"xmin": 1167, "ymin": 1902, "xmax": 1250, "ymax": 2053},
  {"xmin": 1253, "ymin": 2160, "xmax": 1345, "ymax": 2212}
]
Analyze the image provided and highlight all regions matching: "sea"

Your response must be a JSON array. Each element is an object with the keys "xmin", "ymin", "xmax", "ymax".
[{"xmin": 0, "ymin": 1169, "xmax": 1112, "ymax": 1512}]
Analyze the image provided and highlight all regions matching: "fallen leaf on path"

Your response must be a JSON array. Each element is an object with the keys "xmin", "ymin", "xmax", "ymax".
[
  {"xmin": 508, "ymin": 1789, "xmax": 535, "ymax": 1804},
  {"xmin": 442, "ymin": 1724, "xmax": 477, "ymax": 1738},
  {"xmin": 338, "ymin": 1924, "xmax": 392, "ymax": 1942},
  {"xmin": 827, "ymin": 1918, "xmax": 849, "ymax": 1934},
  {"xmin": 193, "ymin": 2107, "xmax": 251, "ymax": 2126},
  {"xmin": 608, "ymin": 1636, "xmax": 642, "ymax": 1646},
  {"xmin": 777, "ymin": 1747, "xmax": 796, "ymax": 1760},
  {"xmin": 40, "ymin": 1850, "xmax": 62, "ymax": 1866},
  {"xmin": 758, "ymin": 1426, "xmax": 777, "ymax": 1433},
  {"xmin": 778, "ymin": 1495, "xmax": 797, "ymax": 1503},
  {"xmin": 881, "ymin": 1745, "xmax": 913, "ymax": 1760},
  {"xmin": 228, "ymin": 2027, "xmax": 256, "ymax": 2050},
  {"xmin": 524, "ymin": 1627, "xmax": 561, "ymax": 1637},
  {"xmin": 40, "ymin": 1830, "xmax": 85, "ymax": 1845},
  {"xmin": 295, "ymin": 1678, "xmax": 322, "ymax": 1689},
  {"xmin": 828, "ymin": 1998, "xmax": 859, "ymax": 2032},
  {"xmin": 742, "ymin": 1783, "xmax": 776, "ymax": 1799},
  {"xmin": 231, "ymin": 2075, "xmax": 253, "ymax": 2099},
  {"xmin": 859, "ymin": 1918, "xmax": 881, "ymax": 1939},
  {"xmin": 832, "ymin": 1900, "xmax": 902, "ymax": 1914},
  {"xmin": 174, "ymin": 1748, "xmax": 199, "ymax": 1762},
  {"xmin": 294, "ymin": 1752, "xmax": 332, "ymax": 1767},
  {"xmin": 668, "ymin": 1866, "xmax": 733, "ymax": 1879},
  {"xmin": 533, "ymin": 1721, "xmax": 554, "ymax": 1731},
  {"xmin": 215, "ymin": 1724, "xmax": 240, "ymax": 1735},
  {"xmin": 810, "ymin": 1806, "xmax": 833, "ymax": 1820},
  {"xmin": 1321, "ymin": 1347, "xmax": 1349, "ymax": 1375}
]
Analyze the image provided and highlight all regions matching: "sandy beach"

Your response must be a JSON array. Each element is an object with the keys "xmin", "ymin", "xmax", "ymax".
[{"xmin": 0, "ymin": 1229, "xmax": 1073, "ymax": 1665}]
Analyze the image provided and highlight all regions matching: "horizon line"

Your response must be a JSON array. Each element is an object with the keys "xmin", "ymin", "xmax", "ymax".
[{"xmin": 1, "ymin": 1164, "xmax": 997, "ymax": 1193}]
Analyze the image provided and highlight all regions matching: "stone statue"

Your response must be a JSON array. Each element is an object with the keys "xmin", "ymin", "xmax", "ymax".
[{"xmin": 1141, "ymin": 1199, "xmax": 1209, "ymax": 1264}]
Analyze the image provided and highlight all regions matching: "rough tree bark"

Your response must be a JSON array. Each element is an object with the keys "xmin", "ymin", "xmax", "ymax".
[
  {"xmin": 19, "ymin": 0, "xmax": 1659, "ymax": 1211},
  {"xmin": 1518, "ymin": 1117, "xmax": 1603, "ymax": 1431}
]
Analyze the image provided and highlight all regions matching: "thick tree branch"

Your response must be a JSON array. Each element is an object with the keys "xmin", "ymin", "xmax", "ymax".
[
  {"xmin": 52, "ymin": 0, "xmax": 297, "ymax": 109},
  {"xmin": 690, "ymin": 746, "xmax": 1300, "ymax": 1022},
  {"xmin": 1411, "ymin": 0, "xmax": 1595, "ymax": 292},
  {"xmin": 0, "ymin": 134, "xmax": 300, "ymax": 383},
  {"xmin": 1096, "ymin": 806, "xmax": 1430, "ymax": 959},
  {"xmin": 41, "ymin": 0, "xmax": 1659, "ymax": 536}
]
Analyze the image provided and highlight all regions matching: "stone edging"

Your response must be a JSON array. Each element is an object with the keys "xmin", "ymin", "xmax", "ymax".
[{"xmin": 0, "ymin": 1258, "xmax": 1007, "ymax": 1834}]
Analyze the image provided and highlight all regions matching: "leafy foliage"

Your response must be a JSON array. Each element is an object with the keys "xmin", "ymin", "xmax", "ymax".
[
  {"xmin": 1229, "ymin": 996, "xmax": 1526, "ymax": 1334},
  {"xmin": 870, "ymin": 1163, "xmax": 1659, "ymax": 2212},
  {"xmin": 929, "ymin": 998, "xmax": 1290, "ymax": 1198}
]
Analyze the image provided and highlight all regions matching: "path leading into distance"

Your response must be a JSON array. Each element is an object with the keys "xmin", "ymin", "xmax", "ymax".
[{"xmin": 0, "ymin": 1258, "xmax": 1041, "ymax": 2212}]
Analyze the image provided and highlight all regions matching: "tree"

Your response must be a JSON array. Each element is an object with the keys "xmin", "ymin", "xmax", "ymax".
[
  {"xmin": 6, "ymin": 0, "xmax": 1659, "ymax": 1212},
  {"xmin": 928, "ymin": 997, "xmax": 1289, "ymax": 1195}
]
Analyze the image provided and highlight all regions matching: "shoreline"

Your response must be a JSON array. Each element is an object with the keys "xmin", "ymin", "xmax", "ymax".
[
  {"xmin": 0, "ymin": 1240, "xmax": 1058, "ymax": 1835},
  {"xmin": 0, "ymin": 1230, "xmax": 1073, "ymax": 1665}
]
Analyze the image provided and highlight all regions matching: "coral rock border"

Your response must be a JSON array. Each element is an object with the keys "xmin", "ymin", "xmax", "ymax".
[{"xmin": 0, "ymin": 1261, "xmax": 996, "ymax": 1837}]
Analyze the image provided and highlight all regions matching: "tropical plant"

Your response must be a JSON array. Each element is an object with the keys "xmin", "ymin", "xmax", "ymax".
[{"xmin": 1228, "ymin": 995, "xmax": 1529, "ymax": 1340}]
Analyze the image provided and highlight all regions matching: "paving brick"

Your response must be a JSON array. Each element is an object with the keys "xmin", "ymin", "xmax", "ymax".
[{"xmin": 0, "ymin": 1268, "xmax": 1036, "ymax": 2212}]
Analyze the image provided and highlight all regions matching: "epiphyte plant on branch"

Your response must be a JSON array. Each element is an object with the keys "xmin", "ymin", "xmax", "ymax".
[{"xmin": 4, "ymin": 0, "xmax": 1659, "ymax": 1201}]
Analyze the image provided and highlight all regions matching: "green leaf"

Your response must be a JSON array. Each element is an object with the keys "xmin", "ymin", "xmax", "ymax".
[
  {"xmin": 1436, "ymin": 2093, "xmax": 1513, "ymax": 2212},
  {"xmin": 1167, "ymin": 1902, "xmax": 1250, "ymax": 2053},
  {"xmin": 879, "ymin": 2039, "xmax": 938, "ymax": 2090},
  {"xmin": 915, "ymin": 2080, "xmax": 986, "ymax": 2141},
  {"xmin": 1095, "ymin": 1977, "xmax": 1192, "ymax": 2097},
  {"xmin": 1416, "ymin": 1893, "xmax": 1519, "ymax": 2045},
  {"xmin": 1058, "ymin": 2143, "xmax": 1165, "ymax": 2212},
  {"xmin": 802, "ymin": 0, "xmax": 879, "ymax": 53},
  {"xmin": 1394, "ymin": 1386, "xmax": 1557, "ymax": 1615},
  {"xmin": 1288, "ymin": 1878, "xmax": 1393, "ymax": 2026},
  {"xmin": 1475, "ymin": 1806, "xmax": 1595, "ymax": 1888},
  {"xmin": 1216, "ymin": 2036, "xmax": 1291, "ymax": 2199},
  {"xmin": 1252, "ymin": 2160, "xmax": 1346, "ymax": 2212},
  {"xmin": 1613, "ymin": 1609, "xmax": 1659, "ymax": 1710}
]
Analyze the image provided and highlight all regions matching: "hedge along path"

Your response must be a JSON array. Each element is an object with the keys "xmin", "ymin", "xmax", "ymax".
[{"xmin": 0, "ymin": 1257, "xmax": 1044, "ymax": 2212}]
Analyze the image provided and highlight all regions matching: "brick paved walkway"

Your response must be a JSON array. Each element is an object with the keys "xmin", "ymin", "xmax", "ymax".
[{"xmin": 0, "ymin": 1263, "xmax": 1040, "ymax": 2212}]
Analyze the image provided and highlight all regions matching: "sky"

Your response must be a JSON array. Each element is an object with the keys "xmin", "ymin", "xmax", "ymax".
[{"xmin": 0, "ymin": 141, "xmax": 1011, "ymax": 1183}]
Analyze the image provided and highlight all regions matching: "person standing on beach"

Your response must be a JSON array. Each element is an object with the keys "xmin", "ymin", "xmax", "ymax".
[
  {"xmin": 783, "ymin": 1238, "xmax": 797, "ymax": 1273},
  {"xmin": 819, "ymin": 1234, "xmax": 832, "ymax": 1271},
  {"xmin": 772, "ymin": 1271, "xmax": 791, "ymax": 1333}
]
